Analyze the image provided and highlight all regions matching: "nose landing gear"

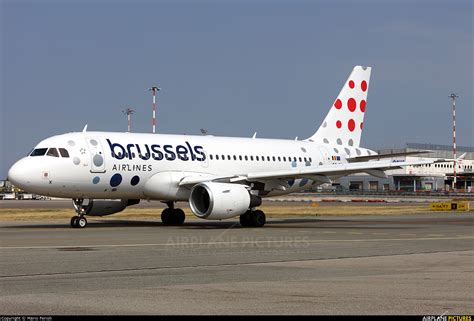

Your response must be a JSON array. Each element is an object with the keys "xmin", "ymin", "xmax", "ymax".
[{"xmin": 71, "ymin": 198, "xmax": 89, "ymax": 228}]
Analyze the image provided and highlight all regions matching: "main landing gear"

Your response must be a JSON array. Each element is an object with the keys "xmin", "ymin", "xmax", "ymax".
[
  {"xmin": 161, "ymin": 201, "xmax": 186, "ymax": 226},
  {"xmin": 71, "ymin": 198, "xmax": 88, "ymax": 228},
  {"xmin": 239, "ymin": 209, "xmax": 266, "ymax": 228}
]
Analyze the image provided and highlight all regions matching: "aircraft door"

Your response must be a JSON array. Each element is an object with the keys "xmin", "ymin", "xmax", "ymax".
[{"xmin": 86, "ymin": 137, "xmax": 106, "ymax": 173}]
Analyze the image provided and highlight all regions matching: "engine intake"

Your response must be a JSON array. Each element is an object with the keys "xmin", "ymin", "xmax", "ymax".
[{"xmin": 189, "ymin": 182, "xmax": 261, "ymax": 220}]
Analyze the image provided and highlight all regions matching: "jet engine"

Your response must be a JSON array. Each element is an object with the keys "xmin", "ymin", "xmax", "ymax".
[
  {"xmin": 73, "ymin": 199, "xmax": 140, "ymax": 216},
  {"xmin": 189, "ymin": 182, "xmax": 261, "ymax": 220}
]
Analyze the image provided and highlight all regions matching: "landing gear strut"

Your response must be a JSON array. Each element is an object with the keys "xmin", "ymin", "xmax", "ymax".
[
  {"xmin": 240, "ymin": 209, "xmax": 266, "ymax": 228},
  {"xmin": 70, "ymin": 198, "xmax": 88, "ymax": 228},
  {"xmin": 161, "ymin": 201, "xmax": 186, "ymax": 226}
]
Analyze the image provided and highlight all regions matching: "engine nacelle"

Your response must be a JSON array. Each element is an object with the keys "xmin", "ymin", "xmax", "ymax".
[
  {"xmin": 73, "ymin": 199, "xmax": 140, "ymax": 216},
  {"xmin": 189, "ymin": 182, "xmax": 261, "ymax": 220},
  {"xmin": 143, "ymin": 171, "xmax": 193, "ymax": 201}
]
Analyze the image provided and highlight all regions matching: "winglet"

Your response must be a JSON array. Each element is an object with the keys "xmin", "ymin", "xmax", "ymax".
[
  {"xmin": 82, "ymin": 124, "xmax": 88, "ymax": 132},
  {"xmin": 252, "ymin": 132, "xmax": 257, "ymax": 139}
]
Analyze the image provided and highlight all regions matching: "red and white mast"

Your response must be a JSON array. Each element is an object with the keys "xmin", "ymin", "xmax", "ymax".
[
  {"xmin": 449, "ymin": 93, "xmax": 458, "ymax": 190},
  {"xmin": 122, "ymin": 108, "xmax": 135, "ymax": 133},
  {"xmin": 149, "ymin": 86, "xmax": 161, "ymax": 133}
]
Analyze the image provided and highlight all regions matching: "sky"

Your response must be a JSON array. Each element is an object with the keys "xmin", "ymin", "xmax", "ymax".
[{"xmin": 1, "ymin": 0, "xmax": 472, "ymax": 178}]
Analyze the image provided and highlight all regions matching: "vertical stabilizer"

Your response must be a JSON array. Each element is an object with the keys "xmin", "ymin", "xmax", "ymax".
[{"xmin": 307, "ymin": 66, "xmax": 371, "ymax": 147}]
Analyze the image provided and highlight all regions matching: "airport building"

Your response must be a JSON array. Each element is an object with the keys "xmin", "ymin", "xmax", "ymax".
[{"xmin": 336, "ymin": 143, "xmax": 474, "ymax": 192}]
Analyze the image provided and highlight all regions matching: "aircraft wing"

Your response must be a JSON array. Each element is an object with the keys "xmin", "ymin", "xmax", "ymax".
[
  {"xmin": 240, "ymin": 159, "xmax": 440, "ymax": 181},
  {"xmin": 346, "ymin": 150, "xmax": 432, "ymax": 162},
  {"xmin": 178, "ymin": 158, "xmax": 446, "ymax": 186}
]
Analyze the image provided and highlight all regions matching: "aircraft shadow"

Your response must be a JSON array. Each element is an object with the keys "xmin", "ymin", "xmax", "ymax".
[{"xmin": 0, "ymin": 217, "xmax": 419, "ymax": 230}]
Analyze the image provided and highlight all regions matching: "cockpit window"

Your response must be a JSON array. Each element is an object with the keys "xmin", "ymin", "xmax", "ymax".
[
  {"xmin": 59, "ymin": 148, "xmax": 70, "ymax": 158},
  {"xmin": 46, "ymin": 148, "xmax": 59, "ymax": 157},
  {"xmin": 30, "ymin": 148, "xmax": 48, "ymax": 156}
]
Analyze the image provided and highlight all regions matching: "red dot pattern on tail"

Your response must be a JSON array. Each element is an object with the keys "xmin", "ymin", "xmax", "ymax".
[
  {"xmin": 348, "ymin": 98, "xmax": 356, "ymax": 112},
  {"xmin": 310, "ymin": 66, "xmax": 371, "ymax": 148},
  {"xmin": 348, "ymin": 119, "xmax": 355, "ymax": 132},
  {"xmin": 360, "ymin": 122, "xmax": 364, "ymax": 130}
]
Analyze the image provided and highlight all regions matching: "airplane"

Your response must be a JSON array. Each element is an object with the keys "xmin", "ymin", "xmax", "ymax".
[{"xmin": 7, "ymin": 65, "xmax": 444, "ymax": 228}]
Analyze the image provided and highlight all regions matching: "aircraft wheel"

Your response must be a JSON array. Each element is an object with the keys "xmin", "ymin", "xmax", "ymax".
[
  {"xmin": 251, "ymin": 210, "xmax": 266, "ymax": 228},
  {"xmin": 70, "ymin": 216, "xmax": 79, "ymax": 228},
  {"xmin": 77, "ymin": 217, "xmax": 87, "ymax": 228},
  {"xmin": 239, "ymin": 211, "xmax": 252, "ymax": 227},
  {"xmin": 161, "ymin": 208, "xmax": 172, "ymax": 225},
  {"xmin": 172, "ymin": 209, "xmax": 186, "ymax": 226}
]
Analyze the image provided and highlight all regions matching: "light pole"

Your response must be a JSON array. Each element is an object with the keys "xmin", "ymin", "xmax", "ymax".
[
  {"xmin": 149, "ymin": 86, "xmax": 161, "ymax": 133},
  {"xmin": 449, "ymin": 93, "xmax": 458, "ymax": 190},
  {"xmin": 122, "ymin": 108, "xmax": 135, "ymax": 133}
]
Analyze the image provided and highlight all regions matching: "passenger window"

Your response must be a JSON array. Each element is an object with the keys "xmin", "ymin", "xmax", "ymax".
[
  {"xmin": 278, "ymin": 157, "xmax": 281, "ymax": 161},
  {"xmin": 216, "ymin": 155, "xmax": 220, "ymax": 160},
  {"xmin": 267, "ymin": 156, "xmax": 270, "ymax": 161},
  {"xmin": 46, "ymin": 148, "xmax": 59, "ymax": 157},
  {"xmin": 299, "ymin": 157, "xmax": 302, "ymax": 162},
  {"xmin": 233, "ymin": 155, "xmax": 237, "ymax": 160},
  {"xmin": 250, "ymin": 156, "xmax": 254, "ymax": 161},
  {"xmin": 256, "ymin": 156, "xmax": 259, "ymax": 161},
  {"xmin": 283, "ymin": 157, "xmax": 286, "ymax": 162},
  {"xmin": 59, "ymin": 148, "xmax": 70, "ymax": 158},
  {"xmin": 210, "ymin": 155, "xmax": 213, "ymax": 160},
  {"xmin": 239, "ymin": 155, "xmax": 242, "ymax": 161},
  {"xmin": 245, "ymin": 156, "xmax": 248, "ymax": 161},
  {"xmin": 227, "ymin": 155, "xmax": 231, "ymax": 160},
  {"xmin": 272, "ymin": 156, "xmax": 276, "ymax": 161},
  {"xmin": 30, "ymin": 148, "xmax": 48, "ymax": 156}
]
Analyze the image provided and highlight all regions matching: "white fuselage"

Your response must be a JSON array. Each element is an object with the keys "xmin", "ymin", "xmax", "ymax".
[{"xmin": 8, "ymin": 131, "xmax": 375, "ymax": 200}]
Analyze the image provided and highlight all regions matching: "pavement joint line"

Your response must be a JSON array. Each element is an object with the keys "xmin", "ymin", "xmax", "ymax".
[
  {"xmin": 0, "ymin": 249, "xmax": 472, "ymax": 280},
  {"xmin": 0, "ymin": 236, "xmax": 473, "ymax": 250}
]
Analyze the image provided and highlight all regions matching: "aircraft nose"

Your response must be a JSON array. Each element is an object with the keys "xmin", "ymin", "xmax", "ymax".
[{"xmin": 7, "ymin": 159, "xmax": 30, "ymax": 189}]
